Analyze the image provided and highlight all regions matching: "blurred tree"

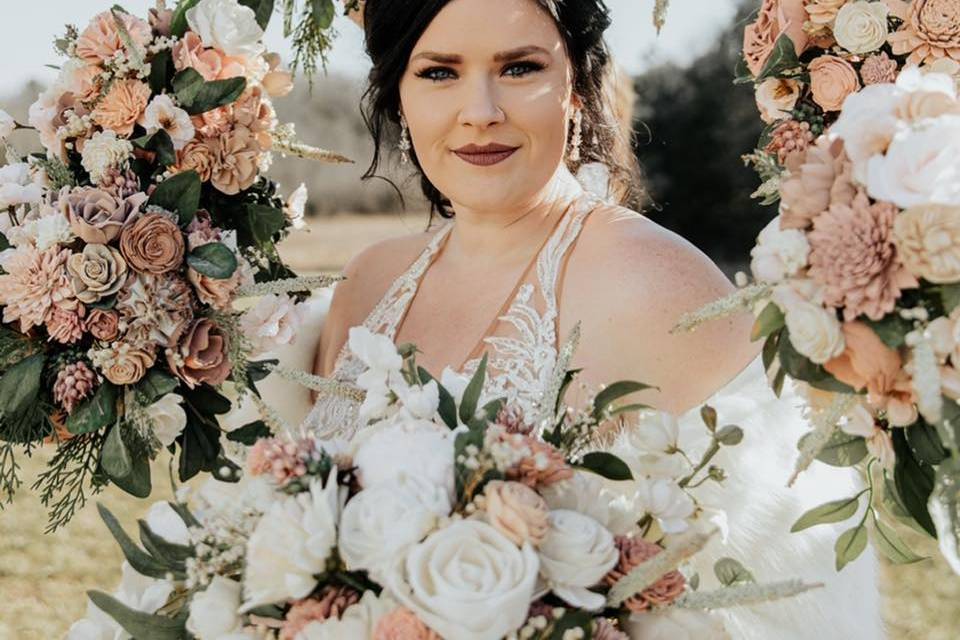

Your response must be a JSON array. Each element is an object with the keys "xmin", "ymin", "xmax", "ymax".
[{"xmin": 632, "ymin": 3, "xmax": 773, "ymax": 265}]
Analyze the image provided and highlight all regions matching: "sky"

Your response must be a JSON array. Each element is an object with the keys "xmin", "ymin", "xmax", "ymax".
[{"xmin": 0, "ymin": 0, "xmax": 739, "ymax": 97}]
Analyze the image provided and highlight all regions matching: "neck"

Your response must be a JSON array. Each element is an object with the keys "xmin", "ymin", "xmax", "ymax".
[{"xmin": 444, "ymin": 165, "xmax": 585, "ymax": 265}]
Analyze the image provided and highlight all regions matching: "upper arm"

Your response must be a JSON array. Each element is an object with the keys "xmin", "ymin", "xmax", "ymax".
[{"xmin": 564, "ymin": 210, "xmax": 760, "ymax": 416}]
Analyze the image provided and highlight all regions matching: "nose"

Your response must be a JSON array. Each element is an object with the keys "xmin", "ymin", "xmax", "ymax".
[{"xmin": 456, "ymin": 76, "xmax": 505, "ymax": 129}]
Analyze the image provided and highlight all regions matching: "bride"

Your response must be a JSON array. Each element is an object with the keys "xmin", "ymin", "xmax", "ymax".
[{"xmin": 304, "ymin": 0, "xmax": 884, "ymax": 637}]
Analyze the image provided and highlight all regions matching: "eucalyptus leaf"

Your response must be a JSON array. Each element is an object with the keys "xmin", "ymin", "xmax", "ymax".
[
  {"xmin": 575, "ymin": 451, "xmax": 633, "ymax": 481},
  {"xmin": 893, "ymin": 429, "xmax": 937, "ymax": 537},
  {"xmin": 418, "ymin": 367, "xmax": 457, "ymax": 429},
  {"xmin": 865, "ymin": 315, "xmax": 911, "ymax": 349},
  {"xmin": 592, "ymin": 381, "xmax": 654, "ymax": 423},
  {"xmin": 187, "ymin": 242, "xmax": 238, "ymax": 279},
  {"xmin": 757, "ymin": 33, "xmax": 801, "ymax": 81},
  {"xmin": 310, "ymin": 0, "xmax": 336, "ymax": 28},
  {"xmin": 139, "ymin": 519, "xmax": 192, "ymax": 566},
  {"xmin": 226, "ymin": 420, "xmax": 272, "ymax": 446},
  {"xmin": 941, "ymin": 283, "xmax": 960, "ymax": 315},
  {"xmin": 238, "ymin": 0, "xmax": 275, "ymax": 29},
  {"xmin": 135, "ymin": 369, "xmax": 179, "ymax": 406},
  {"xmin": 762, "ymin": 329, "xmax": 780, "ymax": 372},
  {"xmin": 97, "ymin": 503, "xmax": 176, "ymax": 579},
  {"xmin": 779, "ymin": 329, "xmax": 855, "ymax": 393},
  {"xmin": 147, "ymin": 170, "xmax": 201, "ymax": 225},
  {"xmin": 872, "ymin": 516, "xmax": 925, "ymax": 565},
  {"xmin": 66, "ymin": 382, "xmax": 118, "ymax": 435},
  {"xmin": 548, "ymin": 609, "xmax": 593, "ymax": 640},
  {"xmin": 101, "ymin": 423, "xmax": 132, "ymax": 481},
  {"xmin": 110, "ymin": 451, "xmax": 152, "ymax": 499},
  {"xmin": 792, "ymin": 495, "xmax": 860, "ymax": 532},
  {"xmin": 132, "ymin": 129, "xmax": 175, "ymax": 167},
  {"xmin": 834, "ymin": 522, "xmax": 868, "ymax": 571},
  {"xmin": 148, "ymin": 48, "xmax": 175, "ymax": 94},
  {"xmin": 799, "ymin": 429, "xmax": 868, "ymax": 467},
  {"xmin": 714, "ymin": 557, "xmax": 755, "ymax": 586},
  {"xmin": 906, "ymin": 420, "xmax": 947, "ymax": 466},
  {"xmin": 716, "ymin": 425, "xmax": 744, "ymax": 446},
  {"xmin": 0, "ymin": 352, "xmax": 45, "ymax": 424},
  {"xmin": 459, "ymin": 354, "xmax": 488, "ymax": 426},
  {"xmin": 172, "ymin": 68, "xmax": 246, "ymax": 115},
  {"xmin": 0, "ymin": 232, "xmax": 9, "ymax": 251},
  {"xmin": 87, "ymin": 591, "xmax": 187, "ymax": 640}
]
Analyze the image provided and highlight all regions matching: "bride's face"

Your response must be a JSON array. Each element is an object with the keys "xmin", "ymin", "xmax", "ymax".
[{"xmin": 398, "ymin": 0, "xmax": 579, "ymax": 213}]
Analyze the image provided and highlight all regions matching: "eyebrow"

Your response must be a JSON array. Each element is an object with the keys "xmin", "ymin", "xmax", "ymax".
[{"xmin": 411, "ymin": 45, "xmax": 551, "ymax": 64}]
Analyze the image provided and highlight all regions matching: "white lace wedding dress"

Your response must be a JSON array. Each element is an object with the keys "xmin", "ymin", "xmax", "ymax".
[{"xmin": 299, "ymin": 183, "xmax": 884, "ymax": 639}]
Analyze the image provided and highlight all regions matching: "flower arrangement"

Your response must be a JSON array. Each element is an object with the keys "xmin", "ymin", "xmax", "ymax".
[
  {"xmin": 678, "ymin": 0, "xmax": 960, "ymax": 574},
  {"xmin": 70, "ymin": 327, "xmax": 817, "ymax": 640},
  {"xmin": 0, "ymin": 0, "xmax": 347, "ymax": 531}
]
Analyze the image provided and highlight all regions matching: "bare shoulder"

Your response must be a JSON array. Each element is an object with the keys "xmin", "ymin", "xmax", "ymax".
[
  {"xmin": 314, "ymin": 227, "xmax": 439, "ymax": 377},
  {"xmin": 561, "ymin": 204, "xmax": 760, "ymax": 414}
]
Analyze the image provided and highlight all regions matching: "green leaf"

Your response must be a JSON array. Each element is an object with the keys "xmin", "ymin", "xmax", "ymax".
[
  {"xmin": 139, "ymin": 519, "xmax": 192, "ymax": 565},
  {"xmin": 779, "ymin": 329, "xmax": 856, "ymax": 393},
  {"xmin": 0, "ymin": 326, "xmax": 41, "ymax": 371},
  {"xmin": 592, "ymin": 381, "xmax": 654, "ymax": 423},
  {"xmin": 799, "ymin": 429, "xmax": 868, "ymax": 467},
  {"xmin": 872, "ymin": 517, "xmax": 925, "ymax": 565},
  {"xmin": 865, "ymin": 315, "xmax": 911, "ymax": 349},
  {"xmin": 792, "ymin": 495, "xmax": 861, "ymax": 532},
  {"xmin": 110, "ymin": 450, "xmax": 152, "ymax": 499},
  {"xmin": 147, "ymin": 170, "xmax": 201, "ymax": 225},
  {"xmin": 309, "ymin": 0, "xmax": 336, "ymax": 28},
  {"xmin": 716, "ymin": 425, "xmax": 744, "ymax": 446},
  {"xmin": 97, "ymin": 503, "xmax": 176, "ymax": 579},
  {"xmin": 226, "ymin": 420, "xmax": 272, "ymax": 446},
  {"xmin": 0, "ymin": 352, "xmax": 45, "ymax": 424},
  {"xmin": 554, "ymin": 368, "xmax": 582, "ymax": 416},
  {"xmin": 576, "ymin": 451, "xmax": 633, "ymax": 481},
  {"xmin": 941, "ymin": 283, "xmax": 960, "ymax": 315},
  {"xmin": 67, "ymin": 382, "xmax": 118, "ymax": 435},
  {"xmin": 757, "ymin": 32, "xmax": 801, "ymax": 81},
  {"xmin": 467, "ymin": 398, "xmax": 505, "ymax": 431},
  {"xmin": 893, "ymin": 429, "xmax": 937, "ymax": 536},
  {"xmin": 418, "ymin": 367, "xmax": 457, "ymax": 429},
  {"xmin": 835, "ymin": 522, "xmax": 868, "ymax": 571},
  {"xmin": 0, "ymin": 232, "xmax": 9, "ymax": 251},
  {"xmin": 187, "ymin": 242, "xmax": 238, "ymax": 279},
  {"xmin": 172, "ymin": 67, "xmax": 247, "ymax": 115},
  {"xmin": 700, "ymin": 405, "xmax": 718, "ymax": 431},
  {"xmin": 135, "ymin": 369, "xmax": 179, "ymax": 406},
  {"xmin": 132, "ymin": 129, "xmax": 175, "ymax": 167},
  {"xmin": 147, "ymin": 49, "xmax": 175, "ymax": 94},
  {"xmin": 170, "ymin": 0, "xmax": 202, "ymax": 37},
  {"xmin": 239, "ymin": 0, "xmax": 275, "ymax": 29},
  {"xmin": 101, "ymin": 423, "xmax": 132, "ymax": 481},
  {"xmin": 185, "ymin": 384, "xmax": 232, "ymax": 415},
  {"xmin": 714, "ymin": 557, "xmax": 755, "ymax": 586},
  {"xmin": 178, "ymin": 400, "xmax": 222, "ymax": 482},
  {"xmin": 242, "ymin": 203, "xmax": 287, "ymax": 248},
  {"xmin": 459, "ymin": 354, "xmax": 488, "ymax": 426},
  {"xmin": 751, "ymin": 303, "xmax": 785, "ymax": 342},
  {"xmin": 86, "ymin": 591, "xmax": 187, "ymax": 640},
  {"xmin": 762, "ymin": 329, "xmax": 781, "ymax": 372},
  {"xmin": 906, "ymin": 420, "xmax": 947, "ymax": 466},
  {"xmin": 548, "ymin": 609, "xmax": 593, "ymax": 640},
  {"xmin": 733, "ymin": 56, "xmax": 754, "ymax": 85}
]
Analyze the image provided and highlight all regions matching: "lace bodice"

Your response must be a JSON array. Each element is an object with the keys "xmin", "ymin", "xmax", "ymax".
[{"xmin": 301, "ymin": 193, "xmax": 605, "ymax": 441}]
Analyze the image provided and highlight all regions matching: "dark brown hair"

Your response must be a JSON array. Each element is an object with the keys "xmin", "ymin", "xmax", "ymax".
[{"xmin": 358, "ymin": 0, "xmax": 644, "ymax": 219}]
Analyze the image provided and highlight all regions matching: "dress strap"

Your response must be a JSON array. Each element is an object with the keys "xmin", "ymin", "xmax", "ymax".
[{"xmin": 538, "ymin": 193, "xmax": 604, "ymax": 321}]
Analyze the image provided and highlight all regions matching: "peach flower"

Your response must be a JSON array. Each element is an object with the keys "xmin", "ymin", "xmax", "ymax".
[
  {"xmin": 173, "ymin": 31, "xmax": 246, "ymax": 82},
  {"xmin": 887, "ymin": 0, "xmax": 960, "ymax": 65},
  {"xmin": 373, "ymin": 607, "xmax": 440, "ymax": 640},
  {"xmin": 780, "ymin": 136, "xmax": 856, "ymax": 230},
  {"xmin": 743, "ymin": 0, "xmax": 810, "ymax": 77},
  {"xmin": 95, "ymin": 340, "xmax": 157, "ymax": 385},
  {"xmin": 92, "ymin": 79, "xmax": 151, "ymax": 137},
  {"xmin": 0, "ymin": 245, "xmax": 73, "ymax": 332},
  {"xmin": 209, "ymin": 126, "xmax": 261, "ymax": 195},
  {"xmin": 807, "ymin": 191, "xmax": 918, "ymax": 320},
  {"xmin": 809, "ymin": 55, "xmax": 861, "ymax": 111},
  {"xmin": 893, "ymin": 204, "xmax": 960, "ymax": 283},
  {"xmin": 119, "ymin": 212, "xmax": 185, "ymax": 275},
  {"xmin": 765, "ymin": 119, "xmax": 814, "ymax": 165},
  {"xmin": 46, "ymin": 299, "xmax": 86, "ymax": 344},
  {"xmin": 860, "ymin": 52, "xmax": 900, "ymax": 85},
  {"xmin": 172, "ymin": 140, "xmax": 216, "ymax": 182},
  {"xmin": 231, "ymin": 86, "xmax": 276, "ymax": 150},
  {"xmin": 188, "ymin": 268, "xmax": 241, "ymax": 311},
  {"xmin": 806, "ymin": 0, "xmax": 849, "ymax": 26},
  {"xmin": 825, "ymin": 321, "xmax": 903, "ymax": 396},
  {"xmin": 167, "ymin": 318, "xmax": 232, "ymax": 388},
  {"xmin": 85, "ymin": 308, "xmax": 120, "ymax": 342},
  {"xmin": 480, "ymin": 480, "xmax": 550, "ymax": 546},
  {"xmin": 75, "ymin": 10, "xmax": 151, "ymax": 65}
]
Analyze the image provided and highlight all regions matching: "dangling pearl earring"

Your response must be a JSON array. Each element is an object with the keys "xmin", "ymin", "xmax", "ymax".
[
  {"xmin": 569, "ymin": 108, "xmax": 583, "ymax": 163},
  {"xmin": 398, "ymin": 109, "xmax": 411, "ymax": 164}
]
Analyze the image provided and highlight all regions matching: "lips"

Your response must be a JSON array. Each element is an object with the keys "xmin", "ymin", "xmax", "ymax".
[{"xmin": 453, "ymin": 143, "xmax": 519, "ymax": 167}]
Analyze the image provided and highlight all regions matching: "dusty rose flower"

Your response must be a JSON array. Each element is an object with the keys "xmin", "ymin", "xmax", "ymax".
[
  {"xmin": 85, "ymin": 308, "xmax": 120, "ymax": 342},
  {"xmin": 92, "ymin": 80, "xmax": 151, "ymax": 137},
  {"xmin": 191, "ymin": 107, "xmax": 232, "ymax": 139},
  {"xmin": 496, "ymin": 404, "xmax": 533, "ymax": 435},
  {"xmin": 262, "ymin": 69, "xmax": 294, "ymax": 98},
  {"xmin": 98, "ymin": 166, "xmax": 142, "ymax": 199},
  {"xmin": 780, "ymin": 136, "xmax": 856, "ymax": 230},
  {"xmin": 119, "ymin": 212, "xmax": 185, "ymax": 275},
  {"xmin": 887, "ymin": 0, "xmax": 960, "ymax": 65},
  {"xmin": 185, "ymin": 210, "xmax": 220, "ymax": 249},
  {"xmin": 743, "ymin": 0, "xmax": 810, "ymax": 76},
  {"xmin": 504, "ymin": 434, "xmax": 573, "ymax": 488},
  {"xmin": 60, "ymin": 186, "xmax": 147, "ymax": 244},
  {"xmin": 138, "ymin": 94, "xmax": 195, "ymax": 150},
  {"xmin": 479, "ymin": 480, "xmax": 550, "ymax": 546},
  {"xmin": 0, "ymin": 245, "xmax": 73, "ymax": 332},
  {"xmin": 765, "ymin": 119, "xmax": 814, "ymax": 165},
  {"xmin": 893, "ymin": 204, "xmax": 960, "ymax": 284},
  {"xmin": 67, "ymin": 244, "xmax": 128, "ymax": 304},
  {"xmin": 116, "ymin": 272, "xmax": 195, "ymax": 347},
  {"xmin": 809, "ymin": 55, "xmax": 861, "ymax": 111},
  {"xmin": 593, "ymin": 619, "xmax": 629, "ymax": 640},
  {"xmin": 53, "ymin": 361, "xmax": 98, "ymax": 415},
  {"xmin": 167, "ymin": 318, "xmax": 232, "ymax": 388},
  {"xmin": 92, "ymin": 340, "xmax": 157, "ymax": 385},
  {"xmin": 188, "ymin": 268, "xmax": 241, "ymax": 311},
  {"xmin": 808, "ymin": 191, "xmax": 918, "ymax": 320},
  {"xmin": 860, "ymin": 52, "xmax": 900, "ymax": 85},
  {"xmin": 231, "ymin": 86, "xmax": 276, "ymax": 150},
  {"xmin": 61, "ymin": 62, "xmax": 102, "ymax": 103},
  {"xmin": 604, "ymin": 536, "xmax": 686, "ymax": 613},
  {"xmin": 209, "ymin": 126, "xmax": 261, "ymax": 195},
  {"xmin": 75, "ymin": 10, "xmax": 151, "ymax": 65},
  {"xmin": 46, "ymin": 299, "xmax": 86, "ymax": 344},
  {"xmin": 172, "ymin": 31, "xmax": 245, "ymax": 82},
  {"xmin": 373, "ymin": 607, "xmax": 440, "ymax": 640},
  {"xmin": 172, "ymin": 140, "xmax": 216, "ymax": 182},
  {"xmin": 280, "ymin": 587, "xmax": 361, "ymax": 640}
]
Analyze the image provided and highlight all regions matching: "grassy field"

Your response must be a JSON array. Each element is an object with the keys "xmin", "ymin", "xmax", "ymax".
[{"xmin": 1, "ymin": 214, "xmax": 958, "ymax": 639}]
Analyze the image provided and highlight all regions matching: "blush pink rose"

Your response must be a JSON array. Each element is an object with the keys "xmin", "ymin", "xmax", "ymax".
[
  {"xmin": 173, "ymin": 31, "xmax": 246, "ymax": 82},
  {"xmin": 809, "ymin": 55, "xmax": 861, "ymax": 111},
  {"xmin": 743, "ymin": 0, "xmax": 811, "ymax": 76}
]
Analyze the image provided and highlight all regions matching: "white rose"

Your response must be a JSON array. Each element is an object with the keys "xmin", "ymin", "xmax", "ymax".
[
  {"xmin": 144, "ymin": 501, "xmax": 190, "ymax": 546},
  {"xmin": 186, "ymin": 0, "xmax": 265, "ymax": 58},
  {"xmin": 833, "ymin": 1, "xmax": 888, "ymax": 54},
  {"xmin": 624, "ymin": 609, "xmax": 731, "ymax": 640},
  {"xmin": 241, "ymin": 470, "xmax": 344, "ymax": 611},
  {"xmin": 632, "ymin": 477, "xmax": 696, "ymax": 534},
  {"xmin": 539, "ymin": 470, "xmax": 636, "ymax": 536},
  {"xmin": 352, "ymin": 418, "xmax": 455, "ymax": 497},
  {"xmin": 144, "ymin": 393, "xmax": 188, "ymax": 448},
  {"xmin": 187, "ymin": 576, "xmax": 243, "ymax": 639},
  {"xmin": 138, "ymin": 95, "xmax": 195, "ymax": 150},
  {"xmin": 755, "ymin": 78, "xmax": 800, "ymax": 123},
  {"xmin": 394, "ymin": 379, "xmax": 440, "ymax": 420},
  {"xmin": 538, "ymin": 509, "xmax": 618, "ymax": 610},
  {"xmin": 285, "ymin": 183, "xmax": 308, "ymax": 229},
  {"xmin": 866, "ymin": 116, "xmax": 960, "ymax": 208},
  {"xmin": 772, "ymin": 283, "xmax": 846, "ymax": 364},
  {"xmin": 831, "ymin": 84, "xmax": 905, "ymax": 182},
  {"xmin": 750, "ymin": 217, "xmax": 810, "ymax": 283},
  {"xmin": 338, "ymin": 475, "xmax": 449, "ymax": 580},
  {"xmin": 298, "ymin": 591, "xmax": 397, "ymax": 640},
  {"xmin": 0, "ymin": 109, "xmax": 14, "ymax": 141},
  {"xmin": 386, "ymin": 520, "xmax": 539, "ymax": 640},
  {"xmin": 239, "ymin": 294, "xmax": 306, "ymax": 356}
]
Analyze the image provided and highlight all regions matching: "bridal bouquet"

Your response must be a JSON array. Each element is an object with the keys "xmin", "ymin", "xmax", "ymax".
[
  {"xmin": 0, "ymin": 0, "xmax": 345, "ymax": 530},
  {"xmin": 679, "ymin": 0, "xmax": 960, "ymax": 573},
  {"xmin": 70, "ymin": 327, "xmax": 817, "ymax": 640}
]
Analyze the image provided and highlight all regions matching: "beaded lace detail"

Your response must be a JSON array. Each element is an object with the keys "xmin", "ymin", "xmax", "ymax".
[{"xmin": 301, "ymin": 193, "xmax": 603, "ymax": 440}]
